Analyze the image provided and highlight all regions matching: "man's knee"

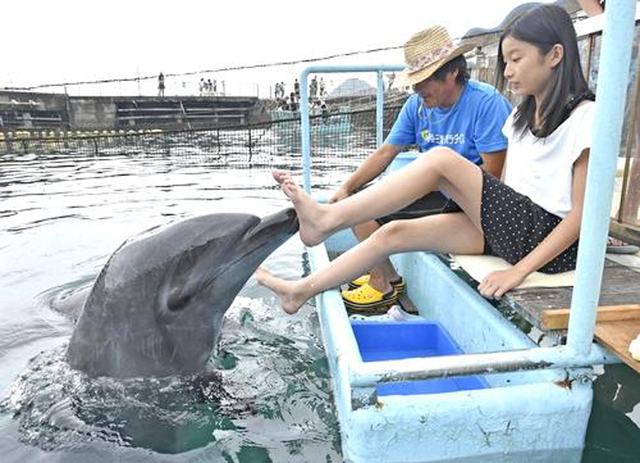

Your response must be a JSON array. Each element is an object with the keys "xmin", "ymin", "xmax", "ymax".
[
  {"xmin": 423, "ymin": 147, "xmax": 459, "ymax": 167},
  {"xmin": 410, "ymin": 147, "xmax": 458, "ymax": 173},
  {"xmin": 353, "ymin": 220, "xmax": 380, "ymax": 242},
  {"xmin": 417, "ymin": 147, "xmax": 470, "ymax": 187},
  {"xmin": 371, "ymin": 220, "xmax": 409, "ymax": 252}
]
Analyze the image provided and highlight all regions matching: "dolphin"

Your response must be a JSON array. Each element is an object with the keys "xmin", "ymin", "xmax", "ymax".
[{"xmin": 64, "ymin": 208, "xmax": 298, "ymax": 379}]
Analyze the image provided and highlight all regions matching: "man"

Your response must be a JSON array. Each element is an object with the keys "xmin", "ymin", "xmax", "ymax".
[
  {"xmin": 331, "ymin": 25, "xmax": 512, "ymax": 313},
  {"xmin": 158, "ymin": 72, "xmax": 165, "ymax": 97}
]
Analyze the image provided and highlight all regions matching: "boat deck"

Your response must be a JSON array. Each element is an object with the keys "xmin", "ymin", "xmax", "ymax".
[{"xmin": 457, "ymin": 256, "xmax": 640, "ymax": 373}]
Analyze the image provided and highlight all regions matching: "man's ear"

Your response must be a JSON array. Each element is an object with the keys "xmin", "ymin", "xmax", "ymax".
[{"xmin": 549, "ymin": 44, "xmax": 564, "ymax": 68}]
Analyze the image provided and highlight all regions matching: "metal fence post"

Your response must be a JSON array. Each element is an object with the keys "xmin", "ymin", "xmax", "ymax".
[{"xmin": 566, "ymin": 0, "xmax": 638, "ymax": 355}]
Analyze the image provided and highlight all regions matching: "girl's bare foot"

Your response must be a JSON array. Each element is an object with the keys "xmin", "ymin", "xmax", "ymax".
[
  {"xmin": 255, "ymin": 267, "xmax": 307, "ymax": 315},
  {"xmin": 272, "ymin": 170, "xmax": 333, "ymax": 246},
  {"xmin": 272, "ymin": 170, "xmax": 292, "ymax": 185}
]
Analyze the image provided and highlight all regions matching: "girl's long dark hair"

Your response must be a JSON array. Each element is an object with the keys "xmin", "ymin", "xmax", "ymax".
[{"xmin": 496, "ymin": 4, "xmax": 594, "ymax": 138}]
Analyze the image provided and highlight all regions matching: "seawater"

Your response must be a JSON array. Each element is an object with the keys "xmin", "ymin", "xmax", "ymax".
[
  {"xmin": 0, "ymin": 149, "xmax": 638, "ymax": 463},
  {"xmin": 0, "ymin": 150, "xmax": 342, "ymax": 463}
]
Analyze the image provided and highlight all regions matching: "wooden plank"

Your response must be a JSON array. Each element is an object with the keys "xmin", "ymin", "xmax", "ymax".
[
  {"xmin": 594, "ymin": 320, "xmax": 640, "ymax": 373},
  {"xmin": 502, "ymin": 259, "xmax": 640, "ymax": 330},
  {"xmin": 541, "ymin": 304, "xmax": 640, "ymax": 330}
]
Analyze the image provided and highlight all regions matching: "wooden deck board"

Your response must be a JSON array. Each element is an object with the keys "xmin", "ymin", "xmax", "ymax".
[
  {"xmin": 541, "ymin": 304, "xmax": 640, "ymax": 330},
  {"xmin": 498, "ymin": 258, "xmax": 640, "ymax": 367},
  {"xmin": 594, "ymin": 319, "xmax": 640, "ymax": 373},
  {"xmin": 504, "ymin": 259, "xmax": 640, "ymax": 329}
]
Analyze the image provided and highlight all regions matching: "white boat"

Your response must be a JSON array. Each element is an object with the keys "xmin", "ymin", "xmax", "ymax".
[{"xmin": 296, "ymin": 2, "xmax": 639, "ymax": 461}]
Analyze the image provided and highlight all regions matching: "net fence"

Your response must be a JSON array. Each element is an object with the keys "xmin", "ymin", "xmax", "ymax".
[{"xmin": 0, "ymin": 103, "xmax": 405, "ymax": 179}]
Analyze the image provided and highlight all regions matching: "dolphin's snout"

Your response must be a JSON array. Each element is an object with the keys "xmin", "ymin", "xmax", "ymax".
[
  {"xmin": 246, "ymin": 208, "xmax": 299, "ymax": 241},
  {"xmin": 279, "ymin": 207, "xmax": 299, "ymax": 233}
]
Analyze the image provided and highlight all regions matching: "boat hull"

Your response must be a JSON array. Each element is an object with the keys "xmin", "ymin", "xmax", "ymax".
[{"xmin": 311, "ymin": 230, "xmax": 593, "ymax": 463}]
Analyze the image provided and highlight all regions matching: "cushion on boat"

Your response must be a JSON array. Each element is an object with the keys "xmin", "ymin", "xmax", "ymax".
[{"xmin": 451, "ymin": 254, "xmax": 575, "ymax": 288}]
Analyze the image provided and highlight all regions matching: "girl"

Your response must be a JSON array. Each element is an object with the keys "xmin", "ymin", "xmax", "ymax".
[{"xmin": 257, "ymin": 4, "xmax": 595, "ymax": 314}]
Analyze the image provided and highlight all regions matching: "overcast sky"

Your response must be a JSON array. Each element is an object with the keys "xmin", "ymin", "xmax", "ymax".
[{"xmin": 2, "ymin": 0, "xmax": 555, "ymax": 96}]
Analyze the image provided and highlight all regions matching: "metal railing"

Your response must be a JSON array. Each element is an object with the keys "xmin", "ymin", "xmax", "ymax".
[{"xmin": 299, "ymin": 65, "xmax": 405, "ymax": 192}]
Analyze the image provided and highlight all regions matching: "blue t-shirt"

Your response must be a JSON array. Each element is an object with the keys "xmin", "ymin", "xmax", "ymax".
[{"xmin": 386, "ymin": 80, "xmax": 512, "ymax": 165}]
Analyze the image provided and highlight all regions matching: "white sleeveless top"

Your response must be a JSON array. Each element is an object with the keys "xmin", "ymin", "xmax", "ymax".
[{"xmin": 503, "ymin": 101, "xmax": 595, "ymax": 218}]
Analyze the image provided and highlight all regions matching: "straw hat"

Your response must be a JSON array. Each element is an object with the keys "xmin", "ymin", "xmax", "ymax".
[{"xmin": 394, "ymin": 26, "xmax": 475, "ymax": 88}]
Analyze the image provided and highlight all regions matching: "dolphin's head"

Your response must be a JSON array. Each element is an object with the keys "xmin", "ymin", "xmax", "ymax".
[
  {"xmin": 155, "ymin": 207, "xmax": 299, "ymax": 343},
  {"xmin": 67, "ymin": 208, "xmax": 298, "ymax": 378}
]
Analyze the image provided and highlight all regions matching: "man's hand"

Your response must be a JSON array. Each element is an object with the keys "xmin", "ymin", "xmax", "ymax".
[
  {"xmin": 328, "ymin": 185, "xmax": 350, "ymax": 204},
  {"xmin": 477, "ymin": 267, "xmax": 528, "ymax": 300},
  {"xmin": 327, "ymin": 143, "xmax": 398, "ymax": 204}
]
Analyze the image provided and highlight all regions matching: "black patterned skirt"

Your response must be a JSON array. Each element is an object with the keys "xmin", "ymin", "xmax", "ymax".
[{"xmin": 480, "ymin": 170, "xmax": 578, "ymax": 274}]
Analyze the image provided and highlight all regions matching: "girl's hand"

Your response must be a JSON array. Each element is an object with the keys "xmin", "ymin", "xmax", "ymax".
[{"xmin": 477, "ymin": 267, "xmax": 528, "ymax": 299}]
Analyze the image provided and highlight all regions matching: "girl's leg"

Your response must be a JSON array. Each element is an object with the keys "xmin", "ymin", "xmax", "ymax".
[
  {"xmin": 274, "ymin": 147, "xmax": 484, "ymax": 246},
  {"xmin": 257, "ymin": 212, "xmax": 484, "ymax": 314}
]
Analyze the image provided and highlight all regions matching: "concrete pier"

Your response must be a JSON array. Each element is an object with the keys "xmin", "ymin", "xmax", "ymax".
[{"xmin": 0, "ymin": 91, "xmax": 262, "ymax": 130}]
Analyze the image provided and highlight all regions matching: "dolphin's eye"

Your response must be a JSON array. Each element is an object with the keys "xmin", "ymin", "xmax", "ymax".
[{"xmin": 167, "ymin": 289, "xmax": 192, "ymax": 312}]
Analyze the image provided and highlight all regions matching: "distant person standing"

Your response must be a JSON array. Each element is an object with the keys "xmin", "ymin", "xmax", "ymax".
[
  {"xmin": 319, "ymin": 77, "xmax": 326, "ymax": 98},
  {"xmin": 577, "ymin": 0, "xmax": 604, "ymax": 16},
  {"xmin": 309, "ymin": 76, "xmax": 318, "ymax": 100},
  {"xmin": 289, "ymin": 92, "xmax": 298, "ymax": 111},
  {"xmin": 199, "ymin": 78, "xmax": 205, "ymax": 96},
  {"xmin": 387, "ymin": 72, "xmax": 396, "ymax": 92},
  {"xmin": 213, "ymin": 80, "xmax": 218, "ymax": 96},
  {"xmin": 221, "ymin": 80, "xmax": 226, "ymax": 96},
  {"xmin": 320, "ymin": 101, "xmax": 329, "ymax": 123},
  {"xmin": 294, "ymin": 79, "xmax": 300, "ymax": 100},
  {"xmin": 158, "ymin": 72, "xmax": 165, "ymax": 97}
]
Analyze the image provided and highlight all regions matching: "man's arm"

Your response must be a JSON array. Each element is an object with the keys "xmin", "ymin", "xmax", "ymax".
[
  {"xmin": 329, "ymin": 143, "xmax": 402, "ymax": 203},
  {"xmin": 480, "ymin": 149, "xmax": 506, "ymax": 179}
]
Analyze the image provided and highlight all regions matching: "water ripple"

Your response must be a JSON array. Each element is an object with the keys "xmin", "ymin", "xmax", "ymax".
[{"xmin": 0, "ymin": 150, "xmax": 345, "ymax": 462}]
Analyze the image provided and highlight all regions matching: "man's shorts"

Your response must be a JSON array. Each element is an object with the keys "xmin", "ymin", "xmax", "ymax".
[{"xmin": 375, "ymin": 191, "xmax": 462, "ymax": 226}]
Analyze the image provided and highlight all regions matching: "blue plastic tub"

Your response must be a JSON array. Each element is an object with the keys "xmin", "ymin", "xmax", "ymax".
[{"xmin": 351, "ymin": 321, "xmax": 489, "ymax": 396}]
